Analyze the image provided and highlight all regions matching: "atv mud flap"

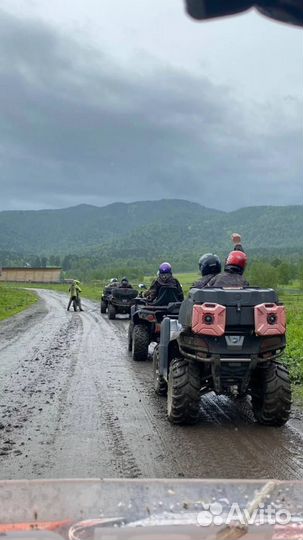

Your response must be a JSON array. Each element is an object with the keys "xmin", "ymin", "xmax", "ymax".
[
  {"xmin": 0, "ymin": 479, "xmax": 302, "ymax": 539},
  {"xmin": 159, "ymin": 318, "xmax": 182, "ymax": 378}
]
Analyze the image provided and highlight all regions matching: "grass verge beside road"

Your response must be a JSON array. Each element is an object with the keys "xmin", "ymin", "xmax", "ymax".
[
  {"xmin": 280, "ymin": 291, "xmax": 303, "ymax": 403},
  {"xmin": 19, "ymin": 282, "xmax": 103, "ymax": 302},
  {"xmin": 0, "ymin": 284, "xmax": 38, "ymax": 321}
]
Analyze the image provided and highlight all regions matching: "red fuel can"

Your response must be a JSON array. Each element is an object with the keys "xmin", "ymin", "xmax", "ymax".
[
  {"xmin": 254, "ymin": 303, "xmax": 286, "ymax": 336},
  {"xmin": 192, "ymin": 303, "xmax": 226, "ymax": 336}
]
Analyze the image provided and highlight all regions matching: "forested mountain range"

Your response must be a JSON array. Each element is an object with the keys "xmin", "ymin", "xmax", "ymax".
[{"xmin": 0, "ymin": 200, "xmax": 302, "ymax": 275}]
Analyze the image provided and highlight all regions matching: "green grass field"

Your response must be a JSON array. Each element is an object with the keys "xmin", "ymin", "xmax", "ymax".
[
  {"xmin": 0, "ymin": 284, "xmax": 38, "ymax": 321},
  {"xmin": 18, "ymin": 281, "xmax": 104, "ymax": 302},
  {"xmin": 280, "ymin": 291, "xmax": 303, "ymax": 401}
]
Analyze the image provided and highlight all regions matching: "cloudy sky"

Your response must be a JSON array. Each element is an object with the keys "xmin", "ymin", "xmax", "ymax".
[{"xmin": 0, "ymin": 0, "xmax": 302, "ymax": 211}]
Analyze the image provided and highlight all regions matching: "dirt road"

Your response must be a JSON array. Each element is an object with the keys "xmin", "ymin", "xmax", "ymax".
[{"xmin": 0, "ymin": 289, "xmax": 302, "ymax": 480}]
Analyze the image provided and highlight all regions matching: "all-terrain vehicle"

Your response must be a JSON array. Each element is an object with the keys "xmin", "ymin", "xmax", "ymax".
[
  {"xmin": 107, "ymin": 287, "xmax": 138, "ymax": 320},
  {"xmin": 153, "ymin": 287, "xmax": 291, "ymax": 426},
  {"xmin": 100, "ymin": 285, "xmax": 113, "ymax": 314},
  {"xmin": 128, "ymin": 287, "xmax": 182, "ymax": 361}
]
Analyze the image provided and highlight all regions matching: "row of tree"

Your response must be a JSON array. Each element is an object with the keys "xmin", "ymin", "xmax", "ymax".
[
  {"xmin": 1, "ymin": 249, "xmax": 302, "ymax": 289},
  {"xmin": 246, "ymin": 261, "xmax": 303, "ymax": 289},
  {"xmin": 0, "ymin": 252, "xmax": 61, "ymax": 268},
  {"xmin": 66, "ymin": 257, "xmax": 303, "ymax": 290}
]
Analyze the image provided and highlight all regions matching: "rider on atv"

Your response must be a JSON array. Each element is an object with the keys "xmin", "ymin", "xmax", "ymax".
[
  {"xmin": 118, "ymin": 276, "xmax": 133, "ymax": 289},
  {"xmin": 138, "ymin": 283, "xmax": 147, "ymax": 297},
  {"xmin": 193, "ymin": 233, "xmax": 245, "ymax": 289},
  {"xmin": 193, "ymin": 253, "xmax": 222, "ymax": 288},
  {"xmin": 207, "ymin": 250, "xmax": 249, "ymax": 287},
  {"xmin": 145, "ymin": 262, "xmax": 184, "ymax": 303},
  {"xmin": 108, "ymin": 277, "xmax": 119, "ymax": 288}
]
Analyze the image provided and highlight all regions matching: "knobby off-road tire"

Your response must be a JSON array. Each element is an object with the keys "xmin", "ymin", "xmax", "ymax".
[
  {"xmin": 128, "ymin": 321, "xmax": 134, "ymax": 352},
  {"xmin": 108, "ymin": 303, "xmax": 116, "ymax": 320},
  {"xmin": 167, "ymin": 357, "xmax": 201, "ymax": 425},
  {"xmin": 251, "ymin": 361, "xmax": 291, "ymax": 427},
  {"xmin": 100, "ymin": 300, "xmax": 107, "ymax": 314},
  {"xmin": 153, "ymin": 346, "xmax": 167, "ymax": 396},
  {"xmin": 132, "ymin": 325, "xmax": 149, "ymax": 361}
]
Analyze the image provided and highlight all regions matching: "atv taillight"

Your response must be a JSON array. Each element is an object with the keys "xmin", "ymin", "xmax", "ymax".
[
  {"xmin": 254, "ymin": 303, "xmax": 286, "ymax": 336},
  {"xmin": 192, "ymin": 303, "xmax": 226, "ymax": 336},
  {"xmin": 140, "ymin": 312, "xmax": 156, "ymax": 322}
]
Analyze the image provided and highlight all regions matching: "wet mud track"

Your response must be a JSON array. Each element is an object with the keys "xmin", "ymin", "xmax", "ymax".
[{"xmin": 0, "ymin": 289, "xmax": 302, "ymax": 480}]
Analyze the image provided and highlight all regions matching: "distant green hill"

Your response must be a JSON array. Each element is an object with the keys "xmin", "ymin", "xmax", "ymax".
[
  {"xmin": 0, "ymin": 200, "xmax": 302, "ymax": 269},
  {"xmin": 0, "ymin": 200, "xmax": 220, "ymax": 253}
]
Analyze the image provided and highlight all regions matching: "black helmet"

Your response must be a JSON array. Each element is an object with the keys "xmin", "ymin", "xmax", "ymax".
[
  {"xmin": 121, "ymin": 276, "xmax": 128, "ymax": 283},
  {"xmin": 198, "ymin": 253, "xmax": 221, "ymax": 276}
]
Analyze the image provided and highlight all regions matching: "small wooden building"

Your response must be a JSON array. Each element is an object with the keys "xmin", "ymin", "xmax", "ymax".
[{"xmin": 0, "ymin": 267, "xmax": 62, "ymax": 283}]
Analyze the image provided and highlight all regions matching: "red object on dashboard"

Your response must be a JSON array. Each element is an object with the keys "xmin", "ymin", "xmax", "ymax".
[
  {"xmin": 0, "ymin": 521, "xmax": 71, "ymax": 533},
  {"xmin": 192, "ymin": 303, "xmax": 226, "ymax": 336},
  {"xmin": 254, "ymin": 303, "xmax": 286, "ymax": 336}
]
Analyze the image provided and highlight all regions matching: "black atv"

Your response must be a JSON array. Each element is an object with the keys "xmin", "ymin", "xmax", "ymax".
[
  {"xmin": 154, "ymin": 287, "xmax": 291, "ymax": 426},
  {"xmin": 100, "ymin": 286, "xmax": 113, "ymax": 314},
  {"xmin": 107, "ymin": 288, "xmax": 138, "ymax": 320},
  {"xmin": 128, "ymin": 287, "xmax": 182, "ymax": 362}
]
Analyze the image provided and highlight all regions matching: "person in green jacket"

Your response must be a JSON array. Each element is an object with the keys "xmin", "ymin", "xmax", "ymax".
[{"xmin": 67, "ymin": 280, "xmax": 84, "ymax": 311}]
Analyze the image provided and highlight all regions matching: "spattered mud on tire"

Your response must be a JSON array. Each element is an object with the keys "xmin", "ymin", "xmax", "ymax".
[{"xmin": 0, "ymin": 289, "xmax": 302, "ymax": 479}]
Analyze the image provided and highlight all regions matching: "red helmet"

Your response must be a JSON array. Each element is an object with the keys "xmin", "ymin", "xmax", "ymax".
[{"xmin": 226, "ymin": 250, "xmax": 248, "ymax": 269}]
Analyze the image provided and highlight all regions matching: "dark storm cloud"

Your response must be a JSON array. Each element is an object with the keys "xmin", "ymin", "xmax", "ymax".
[{"xmin": 0, "ymin": 9, "xmax": 301, "ymax": 211}]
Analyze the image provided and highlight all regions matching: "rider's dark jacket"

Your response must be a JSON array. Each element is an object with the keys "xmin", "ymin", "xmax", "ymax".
[
  {"xmin": 207, "ymin": 265, "xmax": 249, "ymax": 287},
  {"xmin": 145, "ymin": 275, "xmax": 184, "ymax": 302},
  {"xmin": 192, "ymin": 274, "xmax": 216, "ymax": 289}
]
